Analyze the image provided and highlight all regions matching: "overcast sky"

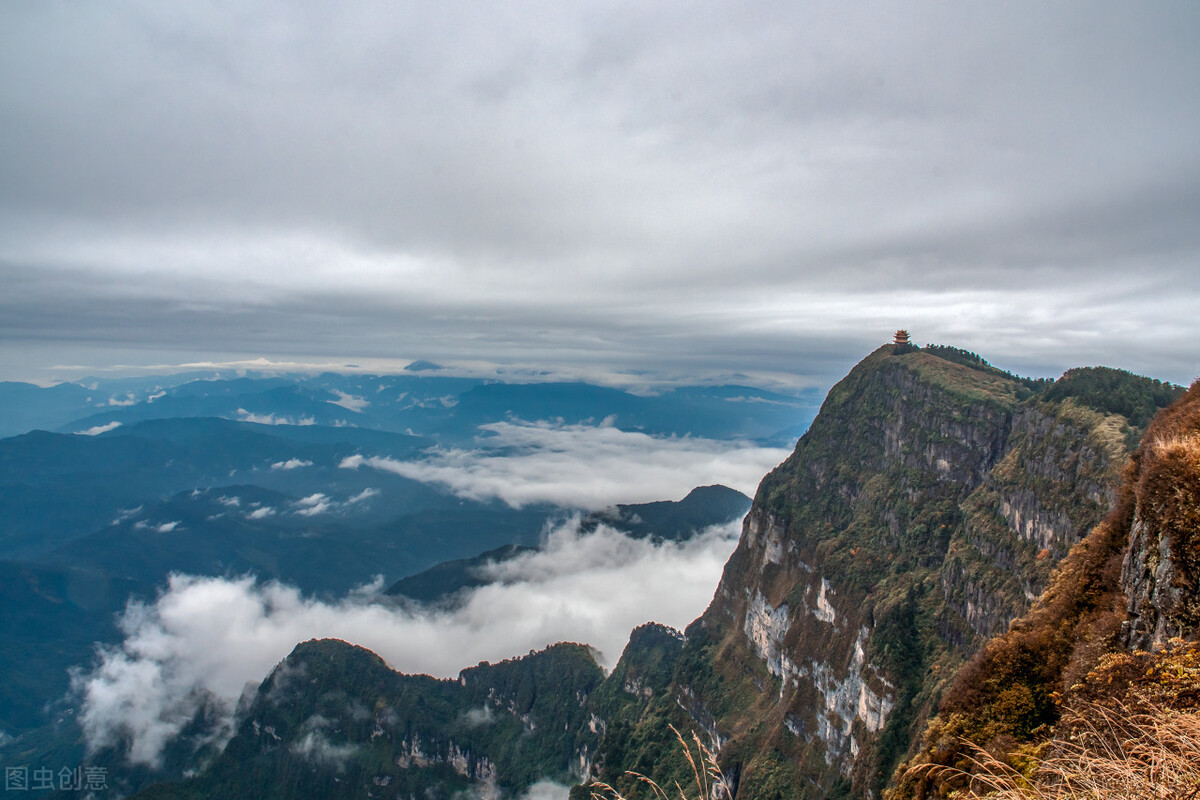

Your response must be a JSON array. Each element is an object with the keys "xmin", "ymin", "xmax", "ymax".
[{"xmin": 2, "ymin": 1, "xmax": 1198, "ymax": 389}]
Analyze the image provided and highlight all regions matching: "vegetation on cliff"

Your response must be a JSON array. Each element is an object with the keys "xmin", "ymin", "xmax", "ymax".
[
  {"xmin": 588, "ymin": 345, "xmax": 1183, "ymax": 800},
  {"xmin": 902, "ymin": 641, "xmax": 1200, "ymax": 800},
  {"xmin": 134, "ymin": 639, "xmax": 606, "ymax": 799},
  {"xmin": 891, "ymin": 378, "xmax": 1200, "ymax": 799},
  {"xmin": 1042, "ymin": 366, "xmax": 1184, "ymax": 440}
]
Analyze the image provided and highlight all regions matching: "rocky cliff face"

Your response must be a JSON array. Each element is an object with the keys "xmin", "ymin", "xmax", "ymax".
[
  {"xmin": 941, "ymin": 399, "xmax": 1128, "ymax": 642},
  {"xmin": 1120, "ymin": 384, "xmax": 1200, "ymax": 649},
  {"xmin": 892, "ymin": 377, "xmax": 1198, "ymax": 800},
  {"xmin": 587, "ymin": 347, "xmax": 1171, "ymax": 800}
]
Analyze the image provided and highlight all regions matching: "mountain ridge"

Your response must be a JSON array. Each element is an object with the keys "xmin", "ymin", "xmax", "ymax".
[
  {"xmin": 581, "ymin": 345, "xmax": 1184, "ymax": 799},
  {"xmin": 49, "ymin": 344, "xmax": 1189, "ymax": 800}
]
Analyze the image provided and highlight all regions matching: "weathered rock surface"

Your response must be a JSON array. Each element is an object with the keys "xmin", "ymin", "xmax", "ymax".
[
  {"xmin": 587, "ymin": 346, "xmax": 1168, "ymax": 800},
  {"xmin": 1121, "ymin": 384, "xmax": 1200, "ymax": 649},
  {"xmin": 891, "ymin": 378, "xmax": 1197, "ymax": 800}
]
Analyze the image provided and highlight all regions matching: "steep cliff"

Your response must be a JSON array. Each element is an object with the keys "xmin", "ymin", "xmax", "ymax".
[
  {"xmin": 584, "ymin": 346, "xmax": 1178, "ymax": 800},
  {"xmin": 1121, "ymin": 382, "xmax": 1200, "ymax": 648},
  {"xmin": 891, "ymin": 377, "xmax": 1199, "ymax": 799}
]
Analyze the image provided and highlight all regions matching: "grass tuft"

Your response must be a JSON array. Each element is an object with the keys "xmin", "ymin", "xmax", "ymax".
[
  {"xmin": 588, "ymin": 726, "xmax": 732, "ymax": 800},
  {"xmin": 907, "ymin": 698, "xmax": 1200, "ymax": 798}
]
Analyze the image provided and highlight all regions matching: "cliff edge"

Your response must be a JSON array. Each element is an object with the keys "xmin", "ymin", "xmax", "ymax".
[
  {"xmin": 892, "ymin": 377, "xmax": 1200, "ymax": 799},
  {"xmin": 586, "ymin": 345, "xmax": 1179, "ymax": 800}
]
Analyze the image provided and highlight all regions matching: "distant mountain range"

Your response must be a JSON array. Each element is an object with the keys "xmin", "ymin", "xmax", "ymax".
[
  {"xmin": 0, "ymin": 370, "xmax": 791, "ymax": 794},
  {"xmin": 0, "ymin": 372, "xmax": 820, "ymax": 444}
]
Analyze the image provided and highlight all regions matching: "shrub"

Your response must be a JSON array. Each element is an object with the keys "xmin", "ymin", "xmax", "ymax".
[{"xmin": 912, "ymin": 697, "xmax": 1200, "ymax": 799}]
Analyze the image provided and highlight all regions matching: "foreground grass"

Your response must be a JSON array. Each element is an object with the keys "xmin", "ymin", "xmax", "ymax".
[
  {"xmin": 588, "ymin": 726, "xmax": 732, "ymax": 800},
  {"xmin": 912, "ymin": 699, "xmax": 1200, "ymax": 799}
]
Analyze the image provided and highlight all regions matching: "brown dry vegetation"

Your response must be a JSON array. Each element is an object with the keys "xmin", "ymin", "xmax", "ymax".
[
  {"xmin": 1131, "ymin": 412, "xmax": 1200, "ymax": 639},
  {"xmin": 904, "ymin": 641, "xmax": 1200, "ymax": 799},
  {"xmin": 929, "ymin": 641, "xmax": 1200, "ymax": 798},
  {"xmin": 916, "ymin": 698, "xmax": 1200, "ymax": 799},
  {"xmin": 889, "ymin": 379, "xmax": 1200, "ymax": 800}
]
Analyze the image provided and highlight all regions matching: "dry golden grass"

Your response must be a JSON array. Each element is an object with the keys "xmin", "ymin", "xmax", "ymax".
[
  {"xmin": 909, "ymin": 699, "xmax": 1200, "ymax": 799},
  {"xmin": 588, "ymin": 726, "xmax": 732, "ymax": 800},
  {"xmin": 1151, "ymin": 432, "xmax": 1200, "ymax": 463}
]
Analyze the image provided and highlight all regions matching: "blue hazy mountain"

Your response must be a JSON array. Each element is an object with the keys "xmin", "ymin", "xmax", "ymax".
[
  {"xmin": 0, "ymin": 370, "xmax": 286, "ymax": 438},
  {"xmin": 0, "ymin": 417, "xmax": 426, "ymax": 560},
  {"xmin": 0, "ymin": 562, "xmax": 150, "ymax": 734},
  {"xmin": 385, "ymin": 543, "xmax": 541, "ymax": 605},
  {"xmin": 0, "ymin": 368, "xmax": 810, "ymax": 774},
  {"xmin": 435, "ymin": 382, "xmax": 815, "ymax": 443},
  {"xmin": 0, "ymin": 372, "xmax": 818, "ymax": 446},
  {"xmin": 0, "ymin": 381, "xmax": 94, "ymax": 438},
  {"xmin": 41, "ymin": 485, "xmax": 553, "ymax": 595},
  {"xmin": 578, "ymin": 483, "xmax": 753, "ymax": 541}
]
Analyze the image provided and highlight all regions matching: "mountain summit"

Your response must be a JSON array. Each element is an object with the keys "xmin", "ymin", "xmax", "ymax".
[{"xmin": 584, "ymin": 345, "xmax": 1182, "ymax": 799}]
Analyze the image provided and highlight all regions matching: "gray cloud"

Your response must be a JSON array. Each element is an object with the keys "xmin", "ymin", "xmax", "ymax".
[
  {"xmin": 290, "ymin": 729, "xmax": 358, "ymax": 769},
  {"xmin": 462, "ymin": 705, "xmax": 496, "ymax": 728},
  {"xmin": 71, "ymin": 517, "xmax": 741, "ymax": 766},
  {"xmin": 517, "ymin": 780, "xmax": 572, "ymax": 800},
  {"xmin": 1, "ymin": 2, "xmax": 1198, "ymax": 387}
]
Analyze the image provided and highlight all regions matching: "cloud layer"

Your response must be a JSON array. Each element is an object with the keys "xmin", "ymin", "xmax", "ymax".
[
  {"xmin": 2, "ymin": 2, "xmax": 1198, "ymax": 387},
  {"xmin": 72, "ymin": 518, "xmax": 741, "ymax": 766},
  {"xmin": 341, "ymin": 418, "xmax": 789, "ymax": 509}
]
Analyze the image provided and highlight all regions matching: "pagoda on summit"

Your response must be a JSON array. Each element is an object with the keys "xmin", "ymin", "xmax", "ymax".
[{"xmin": 892, "ymin": 329, "xmax": 914, "ymax": 353}]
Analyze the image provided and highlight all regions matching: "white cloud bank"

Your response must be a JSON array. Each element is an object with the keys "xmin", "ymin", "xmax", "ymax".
[
  {"xmin": 271, "ymin": 458, "xmax": 312, "ymax": 470},
  {"xmin": 519, "ymin": 780, "xmax": 571, "ymax": 800},
  {"xmin": 235, "ymin": 409, "xmax": 316, "ymax": 426},
  {"xmin": 328, "ymin": 390, "xmax": 370, "ymax": 412},
  {"xmin": 341, "ymin": 419, "xmax": 789, "ymax": 509},
  {"xmin": 77, "ymin": 421, "xmax": 122, "ymax": 436},
  {"xmin": 292, "ymin": 488, "xmax": 378, "ymax": 517},
  {"xmin": 72, "ymin": 517, "xmax": 741, "ymax": 767}
]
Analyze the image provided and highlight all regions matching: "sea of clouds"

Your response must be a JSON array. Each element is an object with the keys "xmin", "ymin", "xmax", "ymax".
[
  {"xmin": 72, "ymin": 517, "xmax": 743, "ymax": 768},
  {"xmin": 340, "ymin": 417, "xmax": 790, "ymax": 508}
]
